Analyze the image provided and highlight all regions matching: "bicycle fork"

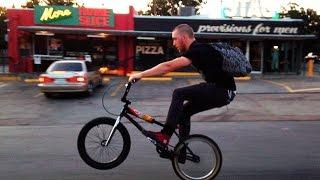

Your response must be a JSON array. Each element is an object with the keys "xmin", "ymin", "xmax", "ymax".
[{"xmin": 104, "ymin": 115, "xmax": 122, "ymax": 146}]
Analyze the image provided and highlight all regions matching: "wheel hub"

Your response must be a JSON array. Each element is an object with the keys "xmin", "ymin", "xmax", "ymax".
[{"xmin": 101, "ymin": 140, "xmax": 107, "ymax": 146}]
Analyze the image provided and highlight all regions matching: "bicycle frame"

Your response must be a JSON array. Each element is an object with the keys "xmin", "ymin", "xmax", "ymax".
[
  {"xmin": 104, "ymin": 82, "xmax": 202, "ymax": 164},
  {"xmin": 105, "ymin": 82, "xmax": 178, "ymax": 147}
]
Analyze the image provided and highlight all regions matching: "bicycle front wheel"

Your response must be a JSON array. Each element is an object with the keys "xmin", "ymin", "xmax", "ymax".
[
  {"xmin": 77, "ymin": 117, "xmax": 131, "ymax": 170},
  {"xmin": 172, "ymin": 134, "xmax": 222, "ymax": 180}
]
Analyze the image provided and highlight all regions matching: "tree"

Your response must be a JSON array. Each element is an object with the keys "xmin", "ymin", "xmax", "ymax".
[
  {"xmin": 21, "ymin": 0, "xmax": 79, "ymax": 8},
  {"xmin": 0, "ymin": 6, "xmax": 7, "ymax": 50},
  {"xmin": 0, "ymin": 6, "xmax": 6, "ymax": 21},
  {"xmin": 280, "ymin": 2, "xmax": 320, "ymax": 35},
  {"xmin": 280, "ymin": 2, "xmax": 320, "ymax": 61},
  {"xmin": 42, "ymin": 0, "xmax": 77, "ymax": 6},
  {"xmin": 21, "ymin": 0, "xmax": 40, "ymax": 8},
  {"xmin": 143, "ymin": 0, "xmax": 206, "ymax": 16},
  {"xmin": 301, "ymin": 8, "xmax": 320, "ymax": 35}
]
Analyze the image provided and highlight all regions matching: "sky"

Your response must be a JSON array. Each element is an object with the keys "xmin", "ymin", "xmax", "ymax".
[{"xmin": 0, "ymin": 0, "xmax": 319, "ymax": 16}]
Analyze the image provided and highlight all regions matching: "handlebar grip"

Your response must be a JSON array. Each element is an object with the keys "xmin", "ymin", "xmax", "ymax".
[
  {"xmin": 131, "ymin": 78, "xmax": 138, "ymax": 84},
  {"xmin": 121, "ymin": 82, "xmax": 132, "ymax": 103}
]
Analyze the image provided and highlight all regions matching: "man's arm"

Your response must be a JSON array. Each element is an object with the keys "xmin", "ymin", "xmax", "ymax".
[{"xmin": 129, "ymin": 56, "xmax": 191, "ymax": 82}]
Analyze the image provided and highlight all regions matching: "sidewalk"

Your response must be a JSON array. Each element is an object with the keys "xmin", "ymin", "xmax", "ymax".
[
  {"xmin": 1, "ymin": 72, "xmax": 320, "ymax": 94},
  {"xmin": 237, "ymin": 74, "xmax": 320, "ymax": 93},
  {"xmin": 0, "ymin": 72, "xmax": 319, "ymax": 123},
  {"xmin": 0, "ymin": 73, "xmax": 40, "ymax": 82}
]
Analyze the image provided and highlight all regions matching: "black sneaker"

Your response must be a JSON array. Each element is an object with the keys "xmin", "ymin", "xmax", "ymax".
[
  {"xmin": 178, "ymin": 147, "xmax": 186, "ymax": 164},
  {"xmin": 145, "ymin": 131, "xmax": 170, "ymax": 146}
]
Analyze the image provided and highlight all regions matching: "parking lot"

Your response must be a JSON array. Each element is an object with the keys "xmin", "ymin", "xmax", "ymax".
[
  {"xmin": 0, "ymin": 76, "xmax": 319, "ymax": 126},
  {"xmin": 0, "ymin": 76, "xmax": 319, "ymax": 179}
]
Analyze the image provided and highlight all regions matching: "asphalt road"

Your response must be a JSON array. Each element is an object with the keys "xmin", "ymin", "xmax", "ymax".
[
  {"xmin": 0, "ymin": 77, "xmax": 319, "ymax": 179},
  {"xmin": 0, "ymin": 122, "xmax": 319, "ymax": 180}
]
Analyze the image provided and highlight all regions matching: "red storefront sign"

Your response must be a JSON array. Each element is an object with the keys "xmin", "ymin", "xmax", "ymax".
[
  {"xmin": 34, "ymin": 6, "xmax": 115, "ymax": 27},
  {"xmin": 79, "ymin": 8, "xmax": 114, "ymax": 27}
]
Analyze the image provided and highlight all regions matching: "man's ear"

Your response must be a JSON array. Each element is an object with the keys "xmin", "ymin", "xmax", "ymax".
[{"xmin": 181, "ymin": 34, "xmax": 188, "ymax": 42}]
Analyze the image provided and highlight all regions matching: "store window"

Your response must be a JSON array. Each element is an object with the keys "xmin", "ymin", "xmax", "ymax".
[
  {"xmin": 34, "ymin": 36, "xmax": 48, "ymax": 55},
  {"xmin": 64, "ymin": 35, "xmax": 89, "ymax": 58},
  {"xmin": 249, "ymin": 41, "xmax": 262, "ymax": 71},
  {"xmin": 264, "ymin": 41, "xmax": 281, "ymax": 73},
  {"xmin": 89, "ymin": 37, "xmax": 118, "ymax": 69},
  {"xmin": 134, "ymin": 38, "xmax": 167, "ymax": 71},
  {"xmin": 232, "ymin": 41, "xmax": 246, "ymax": 54},
  {"xmin": 19, "ymin": 35, "xmax": 32, "ymax": 58},
  {"xmin": 264, "ymin": 41, "xmax": 300, "ymax": 73},
  {"xmin": 49, "ymin": 37, "xmax": 63, "ymax": 56}
]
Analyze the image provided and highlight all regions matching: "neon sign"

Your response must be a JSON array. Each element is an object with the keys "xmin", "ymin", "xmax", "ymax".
[
  {"xmin": 222, "ymin": 0, "xmax": 274, "ymax": 18},
  {"xmin": 35, "ymin": 6, "xmax": 114, "ymax": 27},
  {"xmin": 35, "ymin": 6, "xmax": 78, "ymax": 25},
  {"xmin": 40, "ymin": 7, "xmax": 72, "ymax": 22}
]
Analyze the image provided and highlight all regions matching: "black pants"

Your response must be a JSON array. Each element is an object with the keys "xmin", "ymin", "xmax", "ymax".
[{"xmin": 162, "ymin": 83, "xmax": 233, "ymax": 139}]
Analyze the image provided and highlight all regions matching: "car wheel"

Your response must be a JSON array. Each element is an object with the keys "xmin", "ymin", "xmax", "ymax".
[
  {"xmin": 44, "ymin": 92, "xmax": 54, "ymax": 98},
  {"xmin": 86, "ymin": 82, "xmax": 94, "ymax": 96},
  {"xmin": 98, "ymin": 78, "xmax": 104, "ymax": 87}
]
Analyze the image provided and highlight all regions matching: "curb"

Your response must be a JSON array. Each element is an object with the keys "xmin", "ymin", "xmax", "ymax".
[
  {"xmin": 141, "ymin": 77, "xmax": 172, "ymax": 81},
  {"xmin": 0, "ymin": 76, "xmax": 22, "ymax": 81},
  {"xmin": 235, "ymin": 76, "xmax": 251, "ymax": 81},
  {"xmin": 128, "ymin": 71, "xmax": 252, "ymax": 81},
  {"xmin": 24, "ymin": 79, "xmax": 39, "ymax": 83},
  {"xmin": 0, "ymin": 73, "xmax": 252, "ymax": 83},
  {"xmin": 0, "ymin": 73, "xmax": 40, "ymax": 83}
]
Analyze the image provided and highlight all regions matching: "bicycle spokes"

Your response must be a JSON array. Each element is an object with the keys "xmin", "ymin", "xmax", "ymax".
[
  {"xmin": 172, "ymin": 135, "xmax": 222, "ymax": 180},
  {"xmin": 186, "ymin": 153, "xmax": 200, "ymax": 163}
]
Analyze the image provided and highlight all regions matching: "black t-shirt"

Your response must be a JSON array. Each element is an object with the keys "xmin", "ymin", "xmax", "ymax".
[{"xmin": 182, "ymin": 41, "xmax": 236, "ymax": 91}]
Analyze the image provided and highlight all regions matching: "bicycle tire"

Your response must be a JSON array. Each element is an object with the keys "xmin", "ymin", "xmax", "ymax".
[
  {"xmin": 77, "ymin": 117, "xmax": 131, "ymax": 170},
  {"xmin": 172, "ymin": 134, "xmax": 222, "ymax": 180}
]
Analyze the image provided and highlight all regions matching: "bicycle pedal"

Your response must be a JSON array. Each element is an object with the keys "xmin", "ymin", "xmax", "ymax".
[
  {"xmin": 147, "ymin": 137, "xmax": 157, "ymax": 145},
  {"xmin": 159, "ymin": 152, "xmax": 171, "ymax": 159},
  {"xmin": 159, "ymin": 150, "xmax": 172, "ymax": 159}
]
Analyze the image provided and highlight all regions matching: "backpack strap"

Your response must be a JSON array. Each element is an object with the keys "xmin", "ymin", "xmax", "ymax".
[{"xmin": 227, "ymin": 90, "xmax": 236, "ymax": 103}]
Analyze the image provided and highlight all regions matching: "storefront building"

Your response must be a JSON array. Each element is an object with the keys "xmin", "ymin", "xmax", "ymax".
[
  {"xmin": 134, "ymin": 16, "xmax": 317, "ymax": 74},
  {"xmin": 7, "ymin": 6, "xmax": 136, "ymax": 75},
  {"xmin": 7, "ymin": 6, "xmax": 317, "ymax": 75}
]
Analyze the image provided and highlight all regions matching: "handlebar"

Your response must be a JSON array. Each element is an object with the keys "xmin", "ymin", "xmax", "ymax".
[{"xmin": 121, "ymin": 79, "xmax": 137, "ymax": 104}]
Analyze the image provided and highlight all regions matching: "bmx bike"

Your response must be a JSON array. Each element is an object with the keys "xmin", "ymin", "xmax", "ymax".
[{"xmin": 77, "ymin": 82, "xmax": 222, "ymax": 179}]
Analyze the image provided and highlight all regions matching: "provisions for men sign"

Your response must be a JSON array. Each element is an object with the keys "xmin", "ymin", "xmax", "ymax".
[{"xmin": 197, "ymin": 23, "xmax": 299, "ymax": 35}]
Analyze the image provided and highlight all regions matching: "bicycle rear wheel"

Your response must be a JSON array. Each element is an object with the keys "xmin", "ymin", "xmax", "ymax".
[
  {"xmin": 77, "ymin": 117, "xmax": 131, "ymax": 170},
  {"xmin": 172, "ymin": 134, "xmax": 222, "ymax": 180}
]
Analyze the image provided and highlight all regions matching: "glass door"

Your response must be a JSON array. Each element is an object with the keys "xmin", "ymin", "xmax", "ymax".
[
  {"xmin": 249, "ymin": 41, "xmax": 263, "ymax": 73},
  {"xmin": 263, "ymin": 41, "xmax": 299, "ymax": 73}
]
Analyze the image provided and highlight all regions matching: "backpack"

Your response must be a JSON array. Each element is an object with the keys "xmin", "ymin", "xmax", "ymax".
[{"xmin": 211, "ymin": 42, "xmax": 252, "ymax": 77}]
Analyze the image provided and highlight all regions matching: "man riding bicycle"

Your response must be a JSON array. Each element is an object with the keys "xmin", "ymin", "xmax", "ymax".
[{"xmin": 129, "ymin": 24, "xmax": 236, "ymax": 147}]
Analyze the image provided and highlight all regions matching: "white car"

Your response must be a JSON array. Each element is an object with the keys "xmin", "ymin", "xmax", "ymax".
[{"xmin": 38, "ymin": 60, "xmax": 103, "ymax": 98}]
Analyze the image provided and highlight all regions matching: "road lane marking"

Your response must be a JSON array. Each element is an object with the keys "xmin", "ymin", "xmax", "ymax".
[
  {"xmin": 291, "ymin": 88, "xmax": 320, "ymax": 93},
  {"xmin": 261, "ymin": 80, "xmax": 293, "ymax": 92},
  {"xmin": 110, "ymin": 82, "xmax": 125, "ymax": 97},
  {"xmin": 0, "ymin": 83, "xmax": 7, "ymax": 88},
  {"xmin": 141, "ymin": 77, "xmax": 172, "ymax": 81},
  {"xmin": 129, "ymin": 71, "xmax": 200, "ymax": 77},
  {"xmin": 187, "ymin": 79, "xmax": 202, "ymax": 85},
  {"xmin": 33, "ymin": 93, "xmax": 43, "ymax": 98},
  {"xmin": 24, "ymin": 79, "xmax": 39, "ymax": 83},
  {"xmin": 261, "ymin": 79, "xmax": 320, "ymax": 93}
]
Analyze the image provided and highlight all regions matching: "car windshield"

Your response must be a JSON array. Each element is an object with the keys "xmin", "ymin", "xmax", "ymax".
[{"xmin": 50, "ymin": 63, "xmax": 83, "ymax": 71}]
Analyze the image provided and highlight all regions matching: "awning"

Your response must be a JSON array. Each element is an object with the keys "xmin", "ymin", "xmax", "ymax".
[
  {"xmin": 18, "ymin": 26, "xmax": 138, "ymax": 36},
  {"xmin": 18, "ymin": 25, "xmax": 317, "ymax": 40}
]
